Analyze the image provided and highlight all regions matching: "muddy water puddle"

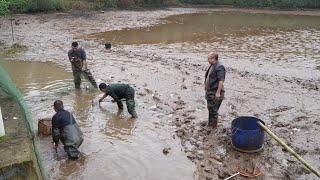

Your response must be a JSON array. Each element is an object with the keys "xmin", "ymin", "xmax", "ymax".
[
  {"xmin": 0, "ymin": 60, "xmax": 194, "ymax": 179},
  {"xmin": 87, "ymin": 12, "xmax": 320, "ymax": 45},
  {"xmin": 0, "ymin": 60, "xmax": 73, "ymax": 97}
]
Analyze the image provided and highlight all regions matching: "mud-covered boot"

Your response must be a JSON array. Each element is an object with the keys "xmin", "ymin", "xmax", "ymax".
[
  {"xmin": 208, "ymin": 119, "xmax": 217, "ymax": 128},
  {"xmin": 130, "ymin": 111, "xmax": 138, "ymax": 119},
  {"xmin": 75, "ymin": 83, "xmax": 81, "ymax": 89}
]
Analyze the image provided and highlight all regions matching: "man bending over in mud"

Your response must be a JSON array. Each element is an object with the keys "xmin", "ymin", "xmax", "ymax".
[
  {"xmin": 68, "ymin": 41, "xmax": 98, "ymax": 89},
  {"xmin": 98, "ymin": 83, "xmax": 138, "ymax": 119},
  {"xmin": 204, "ymin": 53, "xmax": 226, "ymax": 128},
  {"xmin": 52, "ymin": 100, "xmax": 84, "ymax": 160}
]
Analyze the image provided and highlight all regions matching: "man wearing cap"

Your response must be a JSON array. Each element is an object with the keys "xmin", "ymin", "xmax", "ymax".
[
  {"xmin": 68, "ymin": 41, "xmax": 97, "ymax": 89},
  {"xmin": 52, "ymin": 100, "xmax": 83, "ymax": 160},
  {"xmin": 98, "ymin": 83, "xmax": 138, "ymax": 118},
  {"xmin": 204, "ymin": 53, "xmax": 226, "ymax": 127}
]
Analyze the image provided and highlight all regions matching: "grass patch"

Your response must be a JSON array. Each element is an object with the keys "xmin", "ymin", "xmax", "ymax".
[
  {"xmin": 1, "ymin": 43, "xmax": 27, "ymax": 57},
  {"xmin": 0, "ymin": 135, "xmax": 8, "ymax": 142},
  {"xmin": 26, "ymin": 0, "xmax": 71, "ymax": 12}
]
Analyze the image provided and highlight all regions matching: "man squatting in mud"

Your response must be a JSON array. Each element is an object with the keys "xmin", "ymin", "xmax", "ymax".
[
  {"xmin": 205, "ymin": 53, "xmax": 226, "ymax": 127},
  {"xmin": 52, "ymin": 100, "xmax": 84, "ymax": 160},
  {"xmin": 68, "ymin": 42, "xmax": 98, "ymax": 89},
  {"xmin": 98, "ymin": 83, "xmax": 138, "ymax": 119}
]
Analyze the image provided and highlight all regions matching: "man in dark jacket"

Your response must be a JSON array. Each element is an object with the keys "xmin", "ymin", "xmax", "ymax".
[
  {"xmin": 204, "ymin": 53, "xmax": 226, "ymax": 128},
  {"xmin": 98, "ymin": 83, "xmax": 138, "ymax": 118},
  {"xmin": 52, "ymin": 100, "xmax": 83, "ymax": 160},
  {"xmin": 68, "ymin": 41, "xmax": 97, "ymax": 89}
]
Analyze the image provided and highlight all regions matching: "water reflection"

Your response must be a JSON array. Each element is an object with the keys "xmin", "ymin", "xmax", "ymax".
[
  {"xmin": 57, "ymin": 154, "xmax": 86, "ymax": 180},
  {"xmin": 0, "ymin": 60, "xmax": 72, "ymax": 95},
  {"xmin": 73, "ymin": 90, "xmax": 96, "ymax": 123},
  {"xmin": 99, "ymin": 107, "xmax": 135, "ymax": 140}
]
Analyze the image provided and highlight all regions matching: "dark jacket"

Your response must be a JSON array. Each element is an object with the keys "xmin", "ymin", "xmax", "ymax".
[
  {"xmin": 52, "ymin": 110, "xmax": 83, "ymax": 147},
  {"xmin": 205, "ymin": 62, "xmax": 226, "ymax": 91},
  {"xmin": 67, "ymin": 48, "xmax": 86, "ymax": 71},
  {"xmin": 105, "ymin": 84, "xmax": 134, "ymax": 103}
]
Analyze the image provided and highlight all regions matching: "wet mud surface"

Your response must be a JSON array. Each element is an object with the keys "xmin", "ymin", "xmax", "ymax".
[{"xmin": 1, "ymin": 7, "xmax": 320, "ymax": 179}]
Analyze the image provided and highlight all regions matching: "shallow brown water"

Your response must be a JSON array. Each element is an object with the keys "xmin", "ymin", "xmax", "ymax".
[
  {"xmin": 0, "ymin": 60, "xmax": 72, "ymax": 97},
  {"xmin": 87, "ymin": 12, "xmax": 320, "ymax": 45},
  {"xmin": 0, "ymin": 60, "xmax": 194, "ymax": 179}
]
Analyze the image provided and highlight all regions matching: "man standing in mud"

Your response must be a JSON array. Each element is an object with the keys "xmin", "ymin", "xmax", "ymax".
[
  {"xmin": 52, "ymin": 100, "xmax": 84, "ymax": 160},
  {"xmin": 68, "ymin": 41, "xmax": 98, "ymax": 89},
  {"xmin": 204, "ymin": 53, "xmax": 226, "ymax": 127},
  {"xmin": 98, "ymin": 83, "xmax": 138, "ymax": 118}
]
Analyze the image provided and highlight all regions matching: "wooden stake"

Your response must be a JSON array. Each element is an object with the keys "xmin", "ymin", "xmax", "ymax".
[{"xmin": 10, "ymin": 18, "xmax": 15, "ymax": 43}]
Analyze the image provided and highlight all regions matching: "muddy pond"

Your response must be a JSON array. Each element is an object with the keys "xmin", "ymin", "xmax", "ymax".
[
  {"xmin": 0, "ymin": 60, "xmax": 194, "ymax": 179},
  {"xmin": 88, "ymin": 12, "xmax": 320, "ymax": 45},
  {"xmin": 1, "ymin": 9, "xmax": 320, "ymax": 179}
]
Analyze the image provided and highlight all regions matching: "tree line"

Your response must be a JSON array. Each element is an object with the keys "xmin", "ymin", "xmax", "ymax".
[{"xmin": 1, "ymin": 0, "xmax": 319, "ymax": 15}]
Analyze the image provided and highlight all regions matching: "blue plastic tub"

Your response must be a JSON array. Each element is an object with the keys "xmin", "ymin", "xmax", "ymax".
[{"xmin": 231, "ymin": 116, "xmax": 265, "ymax": 153}]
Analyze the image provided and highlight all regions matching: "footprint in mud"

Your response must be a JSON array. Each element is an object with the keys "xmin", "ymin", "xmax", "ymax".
[
  {"xmin": 181, "ymin": 84, "xmax": 187, "ymax": 89},
  {"xmin": 186, "ymin": 109, "xmax": 196, "ymax": 113},
  {"xmin": 268, "ymin": 106, "xmax": 294, "ymax": 113},
  {"xmin": 273, "ymin": 122, "xmax": 290, "ymax": 128},
  {"xmin": 152, "ymin": 93, "xmax": 161, "ymax": 103},
  {"xmin": 313, "ymin": 121, "xmax": 320, "ymax": 126},
  {"xmin": 239, "ymin": 70, "xmax": 250, "ymax": 77},
  {"xmin": 136, "ymin": 92, "xmax": 147, "ymax": 96},
  {"xmin": 193, "ymin": 81, "xmax": 202, "ymax": 85},
  {"xmin": 144, "ymin": 88, "xmax": 153, "ymax": 94},
  {"xmin": 173, "ymin": 99, "xmax": 186, "ymax": 106},
  {"xmin": 292, "ymin": 116, "xmax": 310, "ymax": 122}
]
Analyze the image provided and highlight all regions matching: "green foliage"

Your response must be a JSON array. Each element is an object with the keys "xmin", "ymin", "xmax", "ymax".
[
  {"xmin": 0, "ymin": 0, "xmax": 10, "ymax": 15},
  {"xmin": 26, "ymin": 0, "xmax": 71, "ymax": 12},
  {"xmin": 0, "ymin": 0, "xmax": 71, "ymax": 15},
  {"xmin": 10, "ymin": 0, "xmax": 28, "ymax": 11},
  {"xmin": 0, "ymin": 135, "xmax": 8, "ymax": 142},
  {"xmin": 52, "ymin": 0, "xmax": 71, "ymax": 10},
  {"xmin": 1, "ymin": 0, "xmax": 319, "ymax": 16},
  {"xmin": 1, "ymin": 43, "xmax": 27, "ymax": 57}
]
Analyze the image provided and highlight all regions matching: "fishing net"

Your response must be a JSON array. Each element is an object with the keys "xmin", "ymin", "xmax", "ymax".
[{"xmin": 0, "ymin": 62, "xmax": 46, "ymax": 179}]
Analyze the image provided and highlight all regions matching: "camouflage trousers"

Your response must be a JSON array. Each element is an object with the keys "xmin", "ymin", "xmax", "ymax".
[
  {"xmin": 205, "ymin": 90, "xmax": 224, "ymax": 124},
  {"xmin": 73, "ymin": 70, "xmax": 98, "ymax": 89},
  {"xmin": 63, "ymin": 139, "xmax": 83, "ymax": 160},
  {"xmin": 118, "ymin": 88, "xmax": 138, "ymax": 118}
]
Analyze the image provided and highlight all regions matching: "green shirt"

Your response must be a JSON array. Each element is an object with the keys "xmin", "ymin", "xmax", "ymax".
[{"xmin": 106, "ymin": 84, "xmax": 132, "ymax": 103}]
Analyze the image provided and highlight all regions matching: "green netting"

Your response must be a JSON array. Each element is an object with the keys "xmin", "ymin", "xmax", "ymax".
[{"xmin": 0, "ymin": 63, "xmax": 46, "ymax": 179}]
